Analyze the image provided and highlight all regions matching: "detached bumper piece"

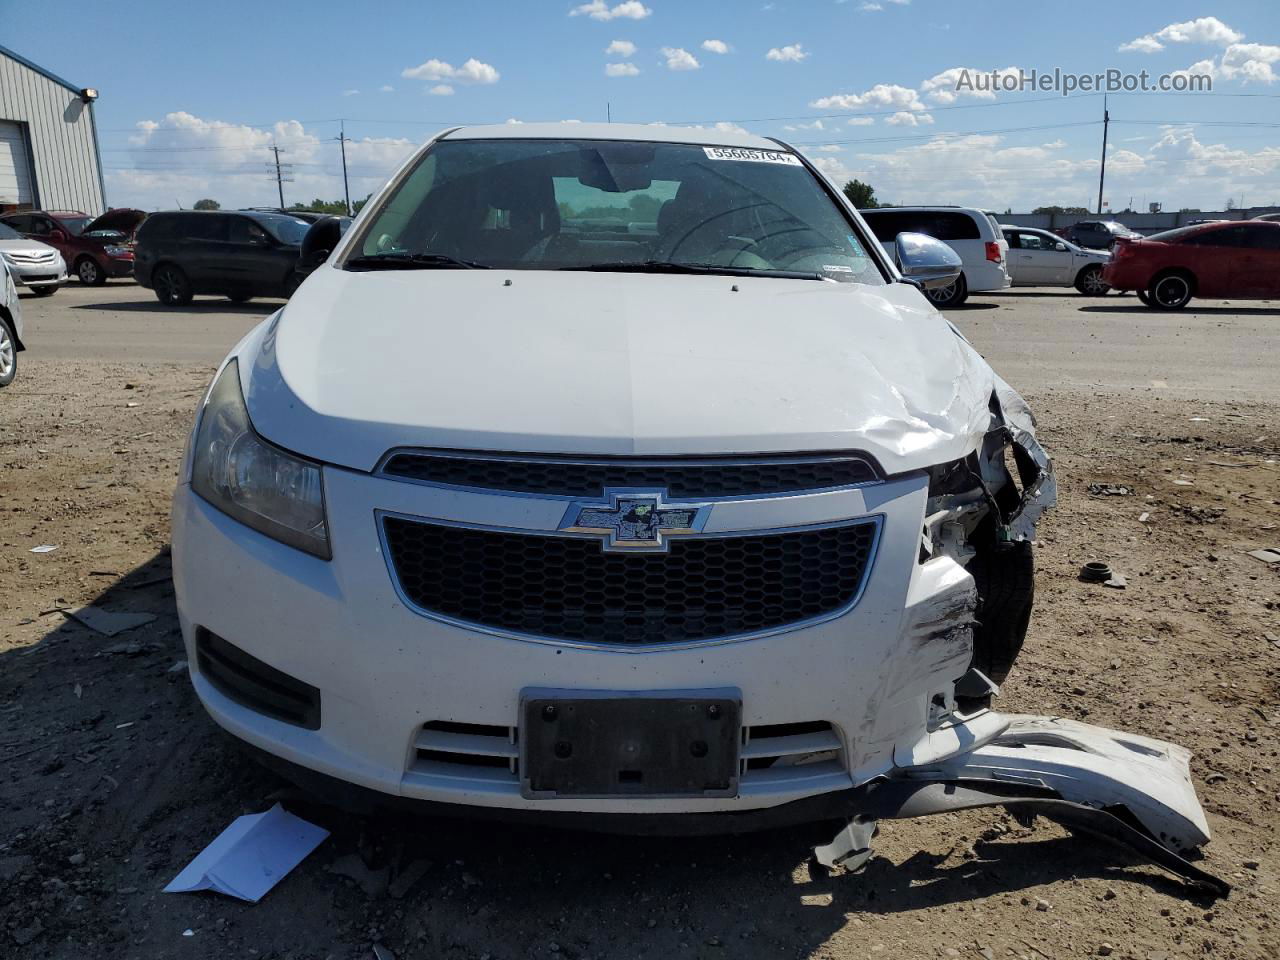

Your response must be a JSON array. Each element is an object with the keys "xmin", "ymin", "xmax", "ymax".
[{"xmin": 816, "ymin": 714, "xmax": 1228, "ymax": 897}]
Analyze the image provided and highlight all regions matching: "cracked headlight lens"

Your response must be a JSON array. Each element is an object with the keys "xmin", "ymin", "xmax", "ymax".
[{"xmin": 190, "ymin": 359, "xmax": 330, "ymax": 558}]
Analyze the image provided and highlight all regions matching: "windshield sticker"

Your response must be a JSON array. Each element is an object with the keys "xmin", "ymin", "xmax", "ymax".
[
  {"xmin": 822, "ymin": 264, "xmax": 854, "ymax": 273},
  {"xmin": 703, "ymin": 146, "xmax": 803, "ymax": 166}
]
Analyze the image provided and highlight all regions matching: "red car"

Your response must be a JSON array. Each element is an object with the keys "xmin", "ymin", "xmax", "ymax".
[
  {"xmin": 0, "ymin": 209, "xmax": 146, "ymax": 286},
  {"xmin": 1103, "ymin": 220, "xmax": 1280, "ymax": 309}
]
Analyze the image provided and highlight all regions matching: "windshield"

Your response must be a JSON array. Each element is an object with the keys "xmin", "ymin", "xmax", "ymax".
[
  {"xmin": 1145, "ymin": 226, "xmax": 1201, "ymax": 243},
  {"xmin": 0, "ymin": 223, "xmax": 21, "ymax": 240},
  {"xmin": 349, "ymin": 138, "xmax": 884, "ymax": 283},
  {"xmin": 257, "ymin": 215, "xmax": 311, "ymax": 245},
  {"xmin": 57, "ymin": 216, "xmax": 92, "ymax": 235}
]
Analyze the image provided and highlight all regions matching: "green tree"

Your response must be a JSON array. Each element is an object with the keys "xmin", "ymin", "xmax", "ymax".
[
  {"xmin": 1031, "ymin": 205, "xmax": 1090, "ymax": 215},
  {"xmin": 193, "ymin": 198, "xmax": 220, "ymax": 210},
  {"xmin": 842, "ymin": 179, "xmax": 878, "ymax": 209}
]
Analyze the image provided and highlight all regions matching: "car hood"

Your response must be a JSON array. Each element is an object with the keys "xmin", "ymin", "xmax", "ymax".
[
  {"xmin": 240, "ymin": 268, "xmax": 1006, "ymax": 475},
  {"xmin": 84, "ymin": 208, "xmax": 146, "ymax": 237},
  {"xmin": 0, "ymin": 238, "xmax": 60, "ymax": 257}
]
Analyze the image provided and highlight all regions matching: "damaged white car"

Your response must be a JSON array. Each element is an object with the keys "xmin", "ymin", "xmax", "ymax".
[{"xmin": 172, "ymin": 124, "xmax": 1223, "ymax": 893}]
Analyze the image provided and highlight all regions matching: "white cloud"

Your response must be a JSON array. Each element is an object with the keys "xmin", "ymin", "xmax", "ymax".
[
  {"xmin": 428, "ymin": 84, "xmax": 455, "ymax": 96},
  {"xmin": 846, "ymin": 116, "xmax": 875, "ymax": 126},
  {"xmin": 701, "ymin": 39, "xmax": 729, "ymax": 54},
  {"xmin": 605, "ymin": 39, "xmax": 637, "ymax": 56},
  {"xmin": 110, "ymin": 111, "xmax": 416, "ymax": 212},
  {"xmin": 921, "ymin": 65, "xmax": 1023, "ymax": 103},
  {"xmin": 783, "ymin": 119, "xmax": 825, "ymax": 132},
  {"xmin": 341, "ymin": 89, "xmax": 359, "ymax": 97},
  {"xmin": 648, "ymin": 120, "xmax": 751, "ymax": 137},
  {"xmin": 816, "ymin": 144, "xmax": 844, "ymax": 152},
  {"xmin": 571, "ymin": 1, "xmax": 651, "ymax": 21},
  {"xmin": 811, "ymin": 83, "xmax": 926, "ymax": 112},
  {"xmin": 401, "ymin": 57, "xmax": 500, "ymax": 85},
  {"xmin": 1119, "ymin": 16, "xmax": 1243, "ymax": 53},
  {"xmin": 859, "ymin": 2, "xmax": 882, "ymax": 10},
  {"xmin": 605, "ymin": 62, "xmax": 640, "ymax": 77},
  {"xmin": 766, "ymin": 43, "xmax": 808, "ymax": 62},
  {"xmin": 661, "ymin": 47, "xmax": 700, "ymax": 71},
  {"xmin": 885, "ymin": 111, "xmax": 933, "ymax": 126},
  {"xmin": 379, "ymin": 84, "xmax": 394, "ymax": 93},
  {"xmin": 1220, "ymin": 42, "xmax": 1280, "ymax": 84}
]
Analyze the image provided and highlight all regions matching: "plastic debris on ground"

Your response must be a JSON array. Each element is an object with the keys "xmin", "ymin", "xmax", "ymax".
[
  {"xmin": 163, "ymin": 803, "xmax": 329, "ymax": 902},
  {"xmin": 65, "ymin": 606, "xmax": 157, "ymax": 637},
  {"xmin": 29, "ymin": 544, "xmax": 58, "ymax": 554}
]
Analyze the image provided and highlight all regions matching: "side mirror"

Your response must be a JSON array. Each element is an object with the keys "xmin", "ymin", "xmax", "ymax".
[
  {"xmin": 1053, "ymin": 242, "xmax": 1068, "ymax": 252},
  {"xmin": 298, "ymin": 216, "xmax": 348, "ymax": 272},
  {"xmin": 250, "ymin": 232, "xmax": 273, "ymax": 247},
  {"xmin": 893, "ymin": 232, "xmax": 962, "ymax": 290}
]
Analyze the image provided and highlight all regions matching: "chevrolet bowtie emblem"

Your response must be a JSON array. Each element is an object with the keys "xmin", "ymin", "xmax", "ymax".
[{"xmin": 559, "ymin": 490, "xmax": 711, "ymax": 552}]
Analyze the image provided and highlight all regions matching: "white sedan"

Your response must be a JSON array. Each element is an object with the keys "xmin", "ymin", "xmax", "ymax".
[{"xmin": 1001, "ymin": 226, "xmax": 1111, "ymax": 294}]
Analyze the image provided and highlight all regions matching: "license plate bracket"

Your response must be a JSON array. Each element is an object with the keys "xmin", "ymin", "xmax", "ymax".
[{"xmin": 520, "ymin": 689, "xmax": 741, "ymax": 799}]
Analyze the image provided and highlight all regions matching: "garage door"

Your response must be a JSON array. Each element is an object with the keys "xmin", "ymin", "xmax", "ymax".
[{"xmin": 0, "ymin": 120, "xmax": 35, "ymax": 208}]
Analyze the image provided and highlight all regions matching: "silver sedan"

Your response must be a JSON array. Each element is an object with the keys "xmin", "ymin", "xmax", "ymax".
[{"xmin": 0, "ymin": 221, "xmax": 67, "ymax": 296}]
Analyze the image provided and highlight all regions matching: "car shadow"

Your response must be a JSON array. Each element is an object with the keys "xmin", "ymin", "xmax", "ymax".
[
  {"xmin": 0, "ymin": 551, "xmax": 1217, "ymax": 957},
  {"xmin": 70, "ymin": 298, "xmax": 285, "ymax": 315},
  {"xmin": 1078, "ymin": 303, "xmax": 1279, "ymax": 315},
  {"xmin": 941, "ymin": 301, "xmax": 999, "ymax": 311}
]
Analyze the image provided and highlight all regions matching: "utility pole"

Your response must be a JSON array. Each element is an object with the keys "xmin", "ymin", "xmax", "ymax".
[
  {"xmin": 269, "ymin": 144, "xmax": 294, "ymax": 210},
  {"xmin": 338, "ymin": 121, "xmax": 352, "ymax": 216},
  {"xmin": 606, "ymin": 102, "xmax": 611, "ymax": 123},
  {"xmin": 1096, "ymin": 96, "xmax": 1109, "ymax": 215}
]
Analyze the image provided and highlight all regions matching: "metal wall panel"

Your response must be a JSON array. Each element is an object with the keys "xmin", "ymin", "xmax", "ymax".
[{"xmin": 0, "ymin": 50, "xmax": 105, "ymax": 215}]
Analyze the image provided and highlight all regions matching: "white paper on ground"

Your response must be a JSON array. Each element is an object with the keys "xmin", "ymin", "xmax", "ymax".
[{"xmin": 163, "ymin": 803, "xmax": 328, "ymax": 902}]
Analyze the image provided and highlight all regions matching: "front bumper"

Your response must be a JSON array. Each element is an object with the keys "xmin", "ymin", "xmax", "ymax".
[
  {"xmin": 105, "ymin": 255, "xmax": 135, "ymax": 279},
  {"xmin": 5, "ymin": 258, "xmax": 67, "ymax": 289},
  {"xmin": 173, "ymin": 466, "xmax": 985, "ymax": 816}
]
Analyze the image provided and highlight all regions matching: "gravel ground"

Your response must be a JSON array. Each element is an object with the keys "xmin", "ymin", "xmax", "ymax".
[{"xmin": 1, "ymin": 285, "xmax": 1277, "ymax": 959}]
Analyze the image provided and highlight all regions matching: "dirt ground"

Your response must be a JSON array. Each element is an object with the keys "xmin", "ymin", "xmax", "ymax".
[{"xmin": 1, "ymin": 286, "xmax": 1277, "ymax": 960}]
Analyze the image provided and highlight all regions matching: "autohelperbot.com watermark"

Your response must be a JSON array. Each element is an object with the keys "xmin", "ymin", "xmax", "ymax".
[{"xmin": 954, "ymin": 67, "xmax": 1212, "ymax": 97}]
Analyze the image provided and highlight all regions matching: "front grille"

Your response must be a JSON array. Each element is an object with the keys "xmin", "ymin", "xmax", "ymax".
[
  {"xmin": 380, "ymin": 451, "xmax": 879, "ymax": 498},
  {"xmin": 6, "ymin": 251, "xmax": 57, "ymax": 264},
  {"xmin": 382, "ymin": 516, "xmax": 877, "ymax": 645}
]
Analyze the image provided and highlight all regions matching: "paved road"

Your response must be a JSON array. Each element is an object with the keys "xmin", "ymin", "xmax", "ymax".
[{"xmin": 14, "ymin": 281, "xmax": 1280, "ymax": 399}]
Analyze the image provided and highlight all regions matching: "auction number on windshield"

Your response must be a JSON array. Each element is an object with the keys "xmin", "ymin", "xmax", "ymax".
[{"xmin": 703, "ymin": 147, "xmax": 802, "ymax": 166}]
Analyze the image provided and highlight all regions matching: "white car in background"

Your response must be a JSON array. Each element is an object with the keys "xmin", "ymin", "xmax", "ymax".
[
  {"xmin": 1001, "ymin": 225, "xmax": 1111, "ymax": 295},
  {"xmin": 0, "ymin": 259, "xmax": 25, "ymax": 386},
  {"xmin": 859, "ymin": 206, "xmax": 1010, "ymax": 308},
  {"xmin": 0, "ymin": 221, "xmax": 66, "ymax": 297}
]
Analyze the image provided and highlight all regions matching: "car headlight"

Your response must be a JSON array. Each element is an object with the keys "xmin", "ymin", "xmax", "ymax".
[
  {"xmin": 190, "ymin": 359, "xmax": 330, "ymax": 558},
  {"xmin": 105, "ymin": 245, "xmax": 130, "ymax": 257}
]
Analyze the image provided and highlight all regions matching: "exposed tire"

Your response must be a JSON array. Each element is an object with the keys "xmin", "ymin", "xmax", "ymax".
[
  {"xmin": 967, "ymin": 540, "xmax": 1035, "ymax": 685},
  {"xmin": 153, "ymin": 264, "xmax": 193, "ymax": 306},
  {"xmin": 1137, "ymin": 289, "xmax": 1154, "ymax": 306},
  {"xmin": 1148, "ymin": 270, "xmax": 1194, "ymax": 310},
  {"xmin": 1074, "ymin": 264, "xmax": 1110, "ymax": 296},
  {"xmin": 32, "ymin": 285, "xmax": 58, "ymax": 297},
  {"xmin": 228, "ymin": 292, "xmax": 253, "ymax": 303},
  {"xmin": 75, "ymin": 256, "xmax": 106, "ymax": 286},
  {"xmin": 925, "ymin": 272, "xmax": 968, "ymax": 308},
  {"xmin": 0, "ymin": 314, "xmax": 17, "ymax": 387}
]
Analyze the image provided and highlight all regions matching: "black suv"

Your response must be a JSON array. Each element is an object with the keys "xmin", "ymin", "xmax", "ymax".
[
  {"xmin": 1062, "ymin": 220, "xmax": 1141, "ymax": 250},
  {"xmin": 134, "ymin": 211, "xmax": 311, "ymax": 305}
]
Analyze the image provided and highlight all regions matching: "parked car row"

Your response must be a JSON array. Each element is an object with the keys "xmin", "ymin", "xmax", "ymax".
[{"xmin": 0, "ymin": 208, "xmax": 145, "ymax": 287}]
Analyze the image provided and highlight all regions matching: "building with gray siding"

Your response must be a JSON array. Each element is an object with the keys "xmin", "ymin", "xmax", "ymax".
[{"xmin": 0, "ymin": 45, "xmax": 105, "ymax": 216}]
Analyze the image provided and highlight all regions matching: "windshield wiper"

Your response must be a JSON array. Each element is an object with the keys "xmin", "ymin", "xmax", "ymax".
[
  {"xmin": 559, "ymin": 260, "xmax": 826, "ymax": 281},
  {"xmin": 345, "ymin": 252, "xmax": 489, "ymax": 271}
]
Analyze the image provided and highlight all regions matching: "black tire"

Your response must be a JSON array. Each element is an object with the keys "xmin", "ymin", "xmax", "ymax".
[
  {"xmin": 75, "ymin": 256, "xmax": 106, "ymax": 286},
  {"xmin": 1074, "ymin": 264, "xmax": 1109, "ymax": 296},
  {"xmin": 0, "ymin": 314, "xmax": 16, "ymax": 387},
  {"xmin": 967, "ymin": 540, "xmax": 1035, "ymax": 685},
  {"xmin": 227, "ymin": 292, "xmax": 253, "ymax": 303},
  {"xmin": 1136, "ymin": 289, "xmax": 1154, "ymax": 306},
  {"xmin": 32, "ymin": 285, "xmax": 58, "ymax": 297},
  {"xmin": 925, "ymin": 272, "xmax": 968, "ymax": 308},
  {"xmin": 282, "ymin": 271, "xmax": 301, "ymax": 298},
  {"xmin": 153, "ymin": 264, "xmax": 193, "ymax": 306},
  {"xmin": 1148, "ymin": 270, "xmax": 1194, "ymax": 310}
]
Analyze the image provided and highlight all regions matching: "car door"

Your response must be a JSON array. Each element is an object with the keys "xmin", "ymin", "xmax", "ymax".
[
  {"xmin": 181, "ymin": 213, "xmax": 231, "ymax": 290},
  {"xmin": 1228, "ymin": 224, "xmax": 1280, "ymax": 297},
  {"xmin": 218, "ymin": 216, "xmax": 281, "ymax": 295},
  {"xmin": 1175, "ymin": 226, "xmax": 1242, "ymax": 297},
  {"xmin": 1010, "ymin": 230, "xmax": 1072, "ymax": 284}
]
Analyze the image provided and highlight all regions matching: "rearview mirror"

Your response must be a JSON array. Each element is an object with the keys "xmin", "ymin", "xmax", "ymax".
[
  {"xmin": 893, "ymin": 232, "xmax": 962, "ymax": 290},
  {"xmin": 298, "ymin": 216, "xmax": 349, "ymax": 273}
]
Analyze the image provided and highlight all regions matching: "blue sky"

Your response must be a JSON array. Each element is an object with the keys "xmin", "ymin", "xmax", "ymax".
[{"xmin": 3, "ymin": 0, "xmax": 1278, "ymax": 212}]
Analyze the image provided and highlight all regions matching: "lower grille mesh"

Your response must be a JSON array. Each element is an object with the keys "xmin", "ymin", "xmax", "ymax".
[{"xmin": 383, "ymin": 516, "xmax": 876, "ymax": 645}]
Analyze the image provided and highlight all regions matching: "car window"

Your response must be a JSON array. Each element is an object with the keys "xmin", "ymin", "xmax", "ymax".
[
  {"xmin": 1002, "ymin": 231, "xmax": 1019, "ymax": 249},
  {"xmin": 28, "ymin": 217, "xmax": 51, "ymax": 236},
  {"xmin": 256, "ymin": 216, "xmax": 310, "ymax": 245},
  {"xmin": 3, "ymin": 215, "xmax": 30, "ymax": 232},
  {"xmin": 353, "ymin": 138, "xmax": 884, "ymax": 283},
  {"xmin": 183, "ymin": 214, "xmax": 230, "ymax": 242},
  {"xmin": 0, "ymin": 221, "xmax": 22, "ymax": 239},
  {"xmin": 229, "ymin": 218, "xmax": 269, "ymax": 244},
  {"xmin": 57, "ymin": 216, "xmax": 91, "ymax": 235},
  {"xmin": 861, "ymin": 210, "xmax": 981, "ymax": 243},
  {"xmin": 1180, "ymin": 225, "xmax": 1253, "ymax": 248},
  {"xmin": 1235, "ymin": 224, "xmax": 1280, "ymax": 250},
  {"xmin": 1015, "ymin": 231, "xmax": 1053, "ymax": 251},
  {"xmin": 138, "ymin": 215, "xmax": 176, "ymax": 241}
]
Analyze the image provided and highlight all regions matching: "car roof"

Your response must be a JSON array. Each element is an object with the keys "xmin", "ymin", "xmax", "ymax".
[
  {"xmin": 859, "ymin": 206, "xmax": 988, "ymax": 216},
  {"xmin": 442, "ymin": 122, "xmax": 781, "ymax": 150}
]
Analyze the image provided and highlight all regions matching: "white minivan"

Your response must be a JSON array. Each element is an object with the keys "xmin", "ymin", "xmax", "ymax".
[{"xmin": 860, "ymin": 206, "xmax": 1010, "ymax": 307}]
